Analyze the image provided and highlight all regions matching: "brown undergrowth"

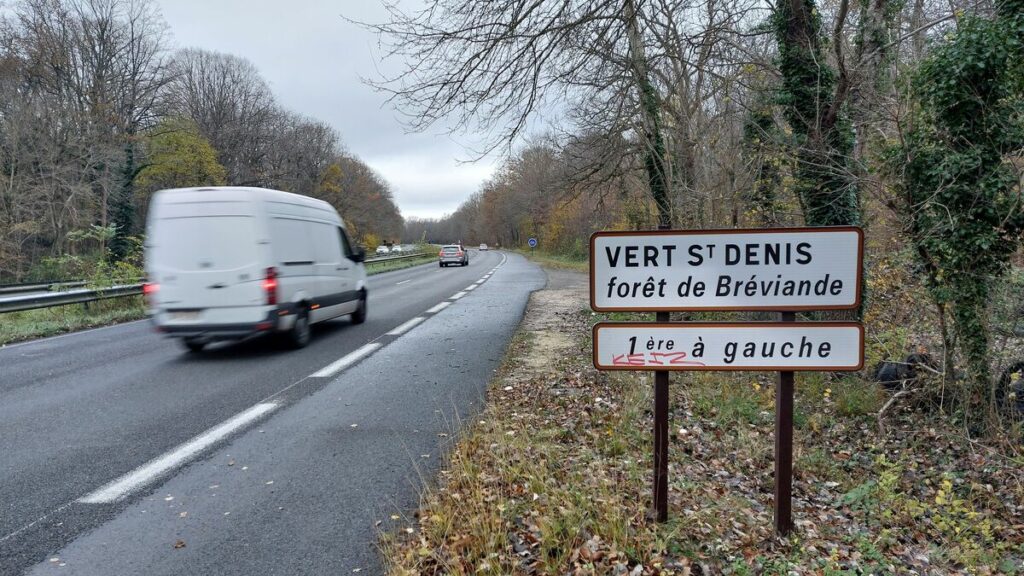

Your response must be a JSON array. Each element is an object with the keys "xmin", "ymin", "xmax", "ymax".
[{"xmin": 382, "ymin": 269, "xmax": 1024, "ymax": 575}]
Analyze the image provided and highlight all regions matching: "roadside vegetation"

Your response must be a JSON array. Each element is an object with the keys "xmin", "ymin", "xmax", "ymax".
[
  {"xmin": 0, "ymin": 0, "xmax": 405, "ymax": 284},
  {"xmin": 384, "ymin": 271, "xmax": 1024, "ymax": 574},
  {"xmin": 377, "ymin": 0, "xmax": 1024, "ymax": 570},
  {"xmin": 516, "ymin": 250, "xmax": 588, "ymax": 273}
]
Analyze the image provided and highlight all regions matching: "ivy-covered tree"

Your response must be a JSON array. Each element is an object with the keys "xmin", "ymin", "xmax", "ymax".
[
  {"xmin": 772, "ymin": 0, "xmax": 860, "ymax": 228},
  {"xmin": 742, "ymin": 100, "xmax": 785, "ymax": 227},
  {"xmin": 891, "ymin": 0, "xmax": 1024, "ymax": 425}
]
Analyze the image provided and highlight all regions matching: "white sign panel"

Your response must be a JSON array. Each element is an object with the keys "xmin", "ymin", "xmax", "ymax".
[
  {"xmin": 593, "ymin": 322, "xmax": 864, "ymax": 371},
  {"xmin": 590, "ymin": 227, "xmax": 863, "ymax": 311}
]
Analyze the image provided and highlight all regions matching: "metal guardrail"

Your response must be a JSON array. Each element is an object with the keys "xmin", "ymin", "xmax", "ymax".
[
  {"xmin": 0, "ymin": 280, "xmax": 88, "ymax": 295},
  {"xmin": 364, "ymin": 251, "xmax": 428, "ymax": 264},
  {"xmin": 0, "ymin": 284, "xmax": 143, "ymax": 313},
  {"xmin": 0, "ymin": 252, "xmax": 433, "ymax": 313}
]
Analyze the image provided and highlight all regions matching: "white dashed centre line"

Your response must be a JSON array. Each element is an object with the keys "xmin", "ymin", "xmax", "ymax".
[
  {"xmin": 396, "ymin": 279, "xmax": 411, "ymax": 285},
  {"xmin": 426, "ymin": 301, "xmax": 450, "ymax": 314},
  {"xmin": 464, "ymin": 285, "xmax": 477, "ymax": 291},
  {"xmin": 310, "ymin": 342, "xmax": 382, "ymax": 378},
  {"xmin": 77, "ymin": 402, "xmax": 280, "ymax": 504},
  {"xmin": 387, "ymin": 316, "xmax": 425, "ymax": 336},
  {"xmin": 450, "ymin": 291, "xmax": 467, "ymax": 300}
]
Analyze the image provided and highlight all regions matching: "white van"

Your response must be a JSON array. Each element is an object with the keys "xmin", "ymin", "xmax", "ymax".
[{"xmin": 144, "ymin": 187, "xmax": 368, "ymax": 352}]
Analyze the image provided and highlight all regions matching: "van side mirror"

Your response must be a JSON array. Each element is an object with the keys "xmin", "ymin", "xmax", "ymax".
[{"xmin": 352, "ymin": 247, "xmax": 366, "ymax": 263}]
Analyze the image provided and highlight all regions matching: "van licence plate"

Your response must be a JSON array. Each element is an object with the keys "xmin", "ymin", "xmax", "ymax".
[{"xmin": 169, "ymin": 311, "xmax": 200, "ymax": 321}]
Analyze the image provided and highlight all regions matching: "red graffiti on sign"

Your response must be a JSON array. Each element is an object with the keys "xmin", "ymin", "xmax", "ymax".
[{"xmin": 612, "ymin": 351, "xmax": 705, "ymax": 367}]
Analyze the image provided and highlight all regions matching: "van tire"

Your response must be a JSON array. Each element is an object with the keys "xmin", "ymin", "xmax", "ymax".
[
  {"xmin": 351, "ymin": 291, "xmax": 367, "ymax": 324},
  {"xmin": 286, "ymin": 310, "xmax": 311, "ymax": 349},
  {"xmin": 182, "ymin": 338, "xmax": 206, "ymax": 353}
]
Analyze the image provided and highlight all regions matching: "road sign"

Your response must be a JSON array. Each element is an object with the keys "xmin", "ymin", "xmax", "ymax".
[
  {"xmin": 593, "ymin": 322, "xmax": 863, "ymax": 371},
  {"xmin": 590, "ymin": 227, "xmax": 863, "ymax": 312},
  {"xmin": 528, "ymin": 237, "xmax": 538, "ymax": 248}
]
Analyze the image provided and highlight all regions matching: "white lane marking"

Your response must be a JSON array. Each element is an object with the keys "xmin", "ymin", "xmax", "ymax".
[
  {"xmin": 78, "ymin": 403, "xmax": 279, "ymax": 504},
  {"xmin": 311, "ymin": 342, "xmax": 382, "ymax": 378},
  {"xmin": 426, "ymin": 301, "xmax": 450, "ymax": 314},
  {"xmin": 396, "ymin": 279, "xmax": 411, "ymax": 285},
  {"xmin": 450, "ymin": 291, "xmax": 467, "ymax": 300},
  {"xmin": 464, "ymin": 285, "xmax": 477, "ymax": 291},
  {"xmin": 387, "ymin": 316, "xmax": 425, "ymax": 336}
]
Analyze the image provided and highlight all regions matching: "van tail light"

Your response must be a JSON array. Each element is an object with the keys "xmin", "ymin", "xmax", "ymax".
[
  {"xmin": 438, "ymin": 250, "xmax": 444, "ymax": 257},
  {"xmin": 142, "ymin": 282, "xmax": 158, "ymax": 306},
  {"xmin": 456, "ymin": 250, "xmax": 464, "ymax": 257},
  {"xmin": 263, "ymin": 267, "xmax": 278, "ymax": 306}
]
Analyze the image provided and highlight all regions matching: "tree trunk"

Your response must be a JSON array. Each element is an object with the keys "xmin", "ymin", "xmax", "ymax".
[{"xmin": 624, "ymin": 0, "xmax": 672, "ymax": 228}]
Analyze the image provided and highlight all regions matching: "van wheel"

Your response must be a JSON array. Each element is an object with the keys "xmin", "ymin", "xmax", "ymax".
[
  {"xmin": 351, "ymin": 291, "xmax": 367, "ymax": 324},
  {"xmin": 286, "ymin": 310, "xmax": 311, "ymax": 349},
  {"xmin": 182, "ymin": 338, "xmax": 206, "ymax": 353}
]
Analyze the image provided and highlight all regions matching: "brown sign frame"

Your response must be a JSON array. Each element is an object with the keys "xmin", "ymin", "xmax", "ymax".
[
  {"xmin": 592, "ymin": 321, "xmax": 865, "ymax": 372},
  {"xmin": 589, "ymin": 226, "xmax": 864, "ymax": 313}
]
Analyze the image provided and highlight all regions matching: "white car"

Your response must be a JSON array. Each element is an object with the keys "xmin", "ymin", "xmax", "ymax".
[
  {"xmin": 390, "ymin": 245, "xmax": 404, "ymax": 253},
  {"xmin": 479, "ymin": 243, "xmax": 488, "ymax": 251},
  {"xmin": 144, "ymin": 186, "xmax": 368, "ymax": 352},
  {"xmin": 375, "ymin": 245, "xmax": 390, "ymax": 255}
]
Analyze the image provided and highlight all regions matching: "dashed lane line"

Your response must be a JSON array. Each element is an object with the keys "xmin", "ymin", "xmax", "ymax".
[
  {"xmin": 77, "ymin": 402, "xmax": 280, "ymax": 504},
  {"xmin": 387, "ymin": 316, "xmax": 426, "ymax": 336},
  {"xmin": 426, "ymin": 301, "xmax": 450, "ymax": 314},
  {"xmin": 310, "ymin": 342, "xmax": 383, "ymax": 378}
]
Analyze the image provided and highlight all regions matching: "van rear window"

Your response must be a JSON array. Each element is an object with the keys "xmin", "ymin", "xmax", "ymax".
[{"xmin": 150, "ymin": 216, "xmax": 258, "ymax": 271}]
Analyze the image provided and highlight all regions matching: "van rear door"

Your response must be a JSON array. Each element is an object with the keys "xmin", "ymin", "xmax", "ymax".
[{"xmin": 148, "ymin": 207, "xmax": 265, "ymax": 310}]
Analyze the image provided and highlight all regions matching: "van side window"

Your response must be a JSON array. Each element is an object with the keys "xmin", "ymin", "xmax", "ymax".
[{"xmin": 338, "ymin": 227, "xmax": 354, "ymax": 259}]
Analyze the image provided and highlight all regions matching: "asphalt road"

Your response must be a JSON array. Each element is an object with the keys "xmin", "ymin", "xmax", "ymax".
[{"xmin": 0, "ymin": 250, "xmax": 546, "ymax": 575}]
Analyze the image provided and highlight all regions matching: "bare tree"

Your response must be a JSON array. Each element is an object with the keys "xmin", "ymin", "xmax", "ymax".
[
  {"xmin": 161, "ymin": 48, "xmax": 278, "ymax": 185},
  {"xmin": 363, "ymin": 0, "xmax": 701, "ymax": 226}
]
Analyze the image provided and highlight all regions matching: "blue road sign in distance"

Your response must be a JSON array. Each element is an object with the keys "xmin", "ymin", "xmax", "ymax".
[{"xmin": 528, "ymin": 237, "xmax": 538, "ymax": 248}]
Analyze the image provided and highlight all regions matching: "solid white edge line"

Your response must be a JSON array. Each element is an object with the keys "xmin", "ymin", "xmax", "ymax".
[
  {"xmin": 77, "ymin": 402, "xmax": 279, "ymax": 504},
  {"xmin": 311, "ymin": 342, "xmax": 382, "ymax": 378},
  {"xmin": 426, "ymin": 301, "xmax": 450, "ymax": 314},
  {"xmin": 450, "ymin": 291, "xmax": 467, "ymax": 300},
  {"xmin": 387, "ymin": 316, "xmax": 425, "ymax": 336}
]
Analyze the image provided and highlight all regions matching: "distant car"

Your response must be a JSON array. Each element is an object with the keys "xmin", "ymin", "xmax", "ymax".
[
  {"xmin": 479, "ymin": 243, "xmax": 488, "ymax": 251},
  {"xmin": 375, "ymin": 245, "xmax": 390, "ymax": 255},
  {"xmin": 390, "ymin": 245, "xmax": 404, "ymax": 253},
  {"xmin": 438, "ymin": 244, "xmax": 469, "ymax": 267}
]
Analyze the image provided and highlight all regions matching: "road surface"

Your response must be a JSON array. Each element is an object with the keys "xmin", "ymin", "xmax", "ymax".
[{"xmin": 0, "ymin": 250, "xmax": 545, "ymax": 575}]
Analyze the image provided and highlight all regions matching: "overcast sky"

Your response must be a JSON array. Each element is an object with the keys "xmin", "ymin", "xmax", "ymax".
[{"xmin": 155, "ymin": 0, "xmax": 498, "ymax": 220}]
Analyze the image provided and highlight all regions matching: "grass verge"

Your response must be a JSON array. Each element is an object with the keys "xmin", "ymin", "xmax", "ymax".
[
  {"xmin": 516, "ymin": 249, "xmax": 588, "ymax": 272},
  {"xmin": 382, "ymin": 269, "xmax": 1024, "ymax": 575},
  {"xmin": 0, "ymin": 296, "xmax": 147, "ymax": 346}
]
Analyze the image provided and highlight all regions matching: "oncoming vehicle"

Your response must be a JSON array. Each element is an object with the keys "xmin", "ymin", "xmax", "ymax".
[
  {"xmin": 144, "ymin": 187, "xmax": 368, "ymax": 352},
  {"xmin": 390, "ymin": 245, "xmax": 404, "ymax": 253},
  {"xmin": 479, "ymin": 243, "xmax": 488, "ymax": 251},
  {"xmin": 375, "ymin": 245, "xmax": 390, "ymax": 255},
  {"xmin": 438, "ymin": 244, "xmax": 469, "ymax": 267}
]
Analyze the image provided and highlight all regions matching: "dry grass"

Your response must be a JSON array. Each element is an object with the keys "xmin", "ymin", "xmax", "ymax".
[{"xmin": 382, "ymin": 271, "xmax": 1024, "ymax": 575}]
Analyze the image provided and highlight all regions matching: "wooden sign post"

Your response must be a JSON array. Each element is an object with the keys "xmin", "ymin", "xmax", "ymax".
[{"xmin": 589, "ymin": 227, "xmax": 864, "ymax": 533}]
